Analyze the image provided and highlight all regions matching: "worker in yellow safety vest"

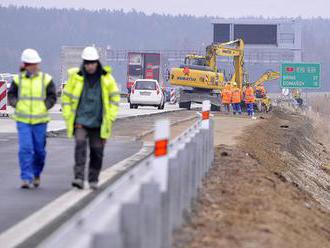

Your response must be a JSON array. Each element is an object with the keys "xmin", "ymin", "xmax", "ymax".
[
  {"xmin": 8, "ymin": 49, "xmax": 57, "ymax": 189},
  {"xmin": 62, "ymin": 46, "xmax": 120, "ymax": 190},
  {"xmin": 221, "ymin": 83, "xmax": 232, "ymax": 112}
]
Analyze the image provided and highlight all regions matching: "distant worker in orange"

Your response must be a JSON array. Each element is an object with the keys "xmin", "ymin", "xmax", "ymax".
[
  {"xmin": 244, "ymin": 82, "xmax": 255, "ymax": 117},
  {"xmin": 255, "ymin": 83, "xmax": 266, "ymax": 98},
  {"xmin": 231, "ymin": 82, "xmax": 242, "ymax": 115},
  {"xmin": 221, "ymin": 83, "xmax": 232, "ymax": 112}
]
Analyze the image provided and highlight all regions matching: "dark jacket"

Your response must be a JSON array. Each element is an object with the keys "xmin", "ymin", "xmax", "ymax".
[
  {"xmin": 75, "ymin": 63, "xmax": 103, "ymax": 128},
  {"xmin": 8, "ymin": 72, "xmax": 57, "ymax": 110}
]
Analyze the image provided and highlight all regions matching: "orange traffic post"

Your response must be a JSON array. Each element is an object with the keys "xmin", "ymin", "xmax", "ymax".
[
  {"xmin": 201, "ymin": 100, "xmax": 211, "ymax": 129},
  {"xmin": 153, "ymin": 119, "xmax": 170, "ymax": 192}
]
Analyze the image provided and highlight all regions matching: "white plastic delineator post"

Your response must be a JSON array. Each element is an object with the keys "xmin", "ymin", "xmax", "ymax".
[
  {"xmin": 153, "ymin": 119, "xmax": 170, "ymax": 192},
  {"xmin": 201, "ymin": 100, "xmax": 211, "ymax": 129}
]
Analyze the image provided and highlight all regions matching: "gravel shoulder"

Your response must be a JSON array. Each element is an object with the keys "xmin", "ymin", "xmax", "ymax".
[{"xmin": 173, "ymin": 110, "xmax": 330, "ymax": 248}]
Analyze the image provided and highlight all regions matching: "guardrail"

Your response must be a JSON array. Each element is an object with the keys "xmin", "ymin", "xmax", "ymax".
[{"xmin": 40, "ymin": 101, "xmax": 214, "ymax": 248}]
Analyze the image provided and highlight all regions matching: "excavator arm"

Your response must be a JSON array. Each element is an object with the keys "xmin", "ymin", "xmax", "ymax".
[
  {"xmin": 205, "ymin": 39, "xmax": 245, "ymax": 89},
  {"xmin": 253, "ymin": 71, "xmax": 280, "ymax": 87},
  {"xmin": 170, "ymin": 39, "xmax": 245, "ymax": 91}
]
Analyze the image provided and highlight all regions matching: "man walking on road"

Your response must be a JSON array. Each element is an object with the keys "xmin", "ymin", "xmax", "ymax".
[
  {"xmin": 231, "ymin": 82, "xmax": 242, "ymax": 115},
  {"xmin": 62, "ymin": 46, "xmax": 120, "ymax": 190},
  {"xmin": 8, "ymin": 49, "xmax": 57, "ymax": 189},
  {"xmin": 244, "ymin": 83, "xmax": 256, "ymax": 118}
]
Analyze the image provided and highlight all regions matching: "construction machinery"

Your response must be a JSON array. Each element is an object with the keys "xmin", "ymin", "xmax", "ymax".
[
  {"xmin": 170, "ymin": 39, "xmax": 245, "ymax": 110},
  {"xmin": 252, "ymin": 71, "xmax": 304, "ymax": 111},
  {"xmin": 252, "ymin": 71, "xmax": 280, "ymax": 112},
  {"xmin": 291, "ymin": 88, "xmax": 303, "ymax": 106}
]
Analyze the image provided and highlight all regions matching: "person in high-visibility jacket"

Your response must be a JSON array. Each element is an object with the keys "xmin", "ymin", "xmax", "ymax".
[
  {"xmin": 244, "ymin": 83, "xmax": 255, "ymax": 117},
  {"xmin": 221, "ymin": 83, "xmax": 232, "ymax": 112},
  {"xmin": 8, "ymin": 49, "xmax": 57, "ymax": 189},
  {"xmin": 255, "ymin": 84, "xmax": 266, "ymax": 98},
  {"xmin": 231, "ymin": 82, "xmax": 242, "ymax": 115},
  {"xmin": 61, "ymin": 47, "xmax": 120, "ymax": 190}
]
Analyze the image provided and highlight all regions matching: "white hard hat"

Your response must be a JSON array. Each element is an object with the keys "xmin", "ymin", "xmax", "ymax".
[
  {"xmin": 81, "ymin": 46, "xmax": 100, "ymax": 61},
  {"xmin": 21, "ymin": 49, "xmax": 42, "ymax": 63}
]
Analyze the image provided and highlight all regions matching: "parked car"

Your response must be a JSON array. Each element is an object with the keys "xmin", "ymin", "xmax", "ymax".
[{"xmin": 129, "ymin": 79, "xmax": 165, "ymax": 109}]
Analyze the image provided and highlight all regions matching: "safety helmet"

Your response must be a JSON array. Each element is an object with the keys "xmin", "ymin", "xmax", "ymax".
[
  {"xmin": 21, "ymin": 49, "xmax": 42, "ymax": 64},
  {"xmin": 81, "ymin": 46, "xmax": 100, "ymax": 61},
  {"xmin": 232, "ymin": 82, "xmax": 237, "ymax": 86}
]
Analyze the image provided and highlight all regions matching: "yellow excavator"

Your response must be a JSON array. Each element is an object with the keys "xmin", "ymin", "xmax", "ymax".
[
  {"xmin": 170, "ymin": 39, "xmax": 245, "ymax": 110},
  {"xmin": 252, "ymin": 71, "xmax": 280, "ymax": 112}
]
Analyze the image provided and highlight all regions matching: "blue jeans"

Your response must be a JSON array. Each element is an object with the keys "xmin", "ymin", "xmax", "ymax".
[
  {"xmin": 16, "ymin": 122, "xmax": 47, "ymax": 182},
  {"xmin": 223, "ymin": 103, "xmax": 231, "ymax": 112},
  {"xmin": 246, "ymin": 103, "xmax": 254, "ymax": 116},
  {"xmin": 232, "ymin": 103, "xmax": 242, "ymax": 114}
]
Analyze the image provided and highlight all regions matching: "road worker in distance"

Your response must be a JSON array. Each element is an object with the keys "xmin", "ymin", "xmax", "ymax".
[
  {"xmin": 255, "ymin": 83, "xmax": 266, "ymax": 98},
  {"xmin": 62, "ymin": 46, "xmax": 120, "ymax": 190},
  {"xmin": 231, "ymin": 82, "xmax": 242, "ymax": 115},
  {"xmin": 244, "ymin": 82, "xmax": 256, "ymax": 118},
  {"xmin": 8, "ymin": 49, "xmax": 57, "ymax": 189},
  {"xmin": 221, "ymin": 82, "xmax": 232, "ymax": 112}
]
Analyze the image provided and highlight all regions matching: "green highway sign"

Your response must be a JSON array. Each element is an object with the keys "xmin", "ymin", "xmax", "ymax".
[{"xmin": 280, "ymin": 63, "xmax": 321, "ymax": 88}]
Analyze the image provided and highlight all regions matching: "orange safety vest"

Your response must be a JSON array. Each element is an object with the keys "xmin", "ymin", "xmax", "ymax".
[
  {"xmin": 244, "ymin": 86, "xmax": 255, "ymax": 103},
  {"xmin": 221, "ymin": 88, "xmax": 232, "ymax": 104},
  {"xmin": 231, "ymin": 87, "xmax": 241, "ymax": 103},
  {"xmin": 255, "ymin": 85, "xmax": 266, "ymax": 98}
]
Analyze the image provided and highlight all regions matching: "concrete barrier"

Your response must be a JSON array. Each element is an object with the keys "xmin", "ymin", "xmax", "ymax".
[{"xmin": 40, "ymin": 101, "xmax": 214, "ymax": 248}]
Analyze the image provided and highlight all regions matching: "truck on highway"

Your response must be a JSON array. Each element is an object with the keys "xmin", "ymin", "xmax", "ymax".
[{"xmin": 126, "ymin": 52, "xmax": 166, "ymax": 101}]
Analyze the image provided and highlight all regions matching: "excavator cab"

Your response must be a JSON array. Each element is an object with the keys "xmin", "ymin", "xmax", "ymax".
[{"xmin": 184, "ymin": 55, "xmax": 207, "ymax": 67}]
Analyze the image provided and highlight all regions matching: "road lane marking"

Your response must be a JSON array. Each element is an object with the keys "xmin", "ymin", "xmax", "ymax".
[{"xmin": 0, "ymin": 145, "xmax": 152, "ymax": 248}]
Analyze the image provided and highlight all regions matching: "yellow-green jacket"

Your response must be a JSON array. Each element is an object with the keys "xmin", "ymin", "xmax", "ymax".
[
  {"xmin": 61, "ymin": 66, "xmax": 120, "ymax": 139},
  {"xmin": 11, "ymin": 72, "xmax": 54, "ymax": 124}
]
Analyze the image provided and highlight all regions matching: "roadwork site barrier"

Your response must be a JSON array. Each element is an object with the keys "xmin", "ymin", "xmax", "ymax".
[
  {"xmin": 169, "ymin": 88, "xmax": 177, "ymax": 104},
  {"xmin": 0, "ymin": 81, "xmax": 9, "ymax": 117},
  {"xmin": 41, "ymin": 101, "xmax": 214, "ymax": 248}
]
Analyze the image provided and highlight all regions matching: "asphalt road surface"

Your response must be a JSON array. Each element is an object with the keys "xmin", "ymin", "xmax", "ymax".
[
  {"xmin": 0, "ymin": 103, "xmax": 189, "ymax": 133},
  {"xmin": 0, "ymin": 107, "xmax": 197, "ymax": 242},
  {"xmin": 0, "ymin": 133, "xmax": 142, "ymax": 234}
]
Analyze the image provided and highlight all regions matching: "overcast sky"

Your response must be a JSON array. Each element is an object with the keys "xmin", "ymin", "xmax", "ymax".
[{"xmin": 1, "ymin": 0, "xmax": 329, "ymax": 18}]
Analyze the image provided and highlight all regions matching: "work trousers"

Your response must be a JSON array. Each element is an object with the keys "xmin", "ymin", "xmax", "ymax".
[
  {"xmin": 74, "ymin": 127, "xmax": 105, "ymax": 183},
  {"xmin": 246, "ymin": 103, "xmax": 254, "ymax": 116},
  {"xmin": 223, "ymin": 103, "xmax": 231, "ymax": 112},
  {"xmin": 16, "ymin": 122, "xmax": 47, "ymax": 182},
  {"xmin": 232, "ymin": 103, "xmax": 242, "ymax": 114}
]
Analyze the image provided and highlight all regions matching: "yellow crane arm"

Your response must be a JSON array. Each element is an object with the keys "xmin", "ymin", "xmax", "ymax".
[
  {"xmin": 253, "ymin": 71, "xmax": 280, "ymax": 87},
  {"xmin": 206, "ymin": 39, "xmax": 244, "ymax": 68},
  {"xmin": 205, "ymin": 39, "xmax": 245, "ymax": 89}
]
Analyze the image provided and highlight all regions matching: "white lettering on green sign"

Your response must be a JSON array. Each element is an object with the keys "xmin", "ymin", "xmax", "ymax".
[{"xmin": 280, "ymin": 63, "xmax": 321, "ymax": 89}]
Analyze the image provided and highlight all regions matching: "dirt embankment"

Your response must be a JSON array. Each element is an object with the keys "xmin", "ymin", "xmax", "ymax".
[{"xmin": 173, "ymin": 110, "xmax": 330, "ymax": 248}]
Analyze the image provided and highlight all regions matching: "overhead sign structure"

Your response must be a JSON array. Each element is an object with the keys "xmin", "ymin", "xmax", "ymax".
[{"xmin": 280, "ymin": 63, "xmax": 321, "ymax": 88}]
